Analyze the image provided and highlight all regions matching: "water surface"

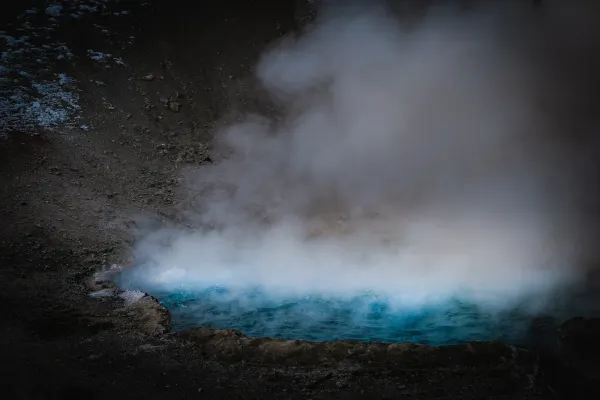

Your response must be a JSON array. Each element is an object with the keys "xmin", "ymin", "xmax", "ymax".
[{"xmin": 148, "ymin": 286, "xmax": 542, "ymax": 345}]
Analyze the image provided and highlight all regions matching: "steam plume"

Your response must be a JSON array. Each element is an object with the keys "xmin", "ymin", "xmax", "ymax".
[{"xmin": 128, "ymin": 2, "xmax": 599, "ymax": 313}]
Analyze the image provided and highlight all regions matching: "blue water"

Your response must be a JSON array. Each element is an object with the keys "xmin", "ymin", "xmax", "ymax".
[{"xmin": 147, "ymin": 286, "xmax": 539, "ymax": 345}]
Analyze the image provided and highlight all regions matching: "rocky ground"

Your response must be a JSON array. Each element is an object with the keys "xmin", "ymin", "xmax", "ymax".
[{"xmin": 1, "ymin": 1, "xmax": 599, "ymax": 399}]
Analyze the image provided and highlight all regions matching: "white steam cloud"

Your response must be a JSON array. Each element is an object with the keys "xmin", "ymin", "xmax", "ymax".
[{"xmin": 129, "ymin": 3, "xmax": 590, "ymax": 312}]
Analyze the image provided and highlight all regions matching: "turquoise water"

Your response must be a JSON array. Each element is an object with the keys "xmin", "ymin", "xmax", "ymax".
[{"xmin": 147, "ymin": 286, "xmax": 538, "ymax": 345}]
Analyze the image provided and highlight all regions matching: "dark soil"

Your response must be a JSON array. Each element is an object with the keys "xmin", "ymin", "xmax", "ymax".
[{"xmin": 1, "ymin": 1, "xmax": 599, "ymax": 399}]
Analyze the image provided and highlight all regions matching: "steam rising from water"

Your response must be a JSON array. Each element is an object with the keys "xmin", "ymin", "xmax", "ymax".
[{"xmin": 126, "ymin": 3, "xmax": 597, "ymax": 320}]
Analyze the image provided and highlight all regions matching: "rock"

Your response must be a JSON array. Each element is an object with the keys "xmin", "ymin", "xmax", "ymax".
[
  {"xmin": 155, "ymin": 143, "xmax": 172, "ymax": 156},
  {"xmin": 45, "ymin": 5, "xmax": 63, "ymax": 17},
  {"xmin": 559, "ymin": 317, "xmax": 600, "ymax": 363},
  {"xmin": 556, "ymin": 317, "xmax": 600, "ymax": 397},
  {"xmin": 90, "ymin": 264, "xmax": 122, "ymax": 289},
  {"xmin": 118, "ymin": 290, "xmax": 146, "ymax": 306},
  {"xmin": 176, "ymin": 143, "xmax": 210, "ymax": 164},
  {"xmin": 89, "ymin": 288, "xmax": 116, "ymax": 298},
  {"xmin": 125, "ymin": 294, "xmax": 171, "ymax": 336}
]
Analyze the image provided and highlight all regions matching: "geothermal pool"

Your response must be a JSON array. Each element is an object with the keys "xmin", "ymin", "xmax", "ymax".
[{"xmin": 134, "ymin": 286, "xmax": 546, "ymax": 345}]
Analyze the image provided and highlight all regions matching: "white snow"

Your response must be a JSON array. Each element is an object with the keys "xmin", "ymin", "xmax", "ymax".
[
  {"xmin": 27, "ymin": 78, "xmax": 80, "ymax": 127},
  {"xmin": 0, "ymin": 76, "xmax": 80, "ymax": 133}
]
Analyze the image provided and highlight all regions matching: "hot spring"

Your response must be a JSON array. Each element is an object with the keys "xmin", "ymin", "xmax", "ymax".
[
  {"xmin": 121, "ymin": 5, "xmax": 591, "ymax": 346},
  {"xmin": 118, "ymin": 245, "xmax": 572, "ymax": 345},
  {"xmin": 116, "ymin": 276, "xmax": 565, "ymax": 345}
]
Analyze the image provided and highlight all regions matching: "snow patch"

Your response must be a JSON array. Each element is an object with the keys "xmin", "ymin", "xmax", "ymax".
[
  {"xmin": 0, "ymin": 75, "xmax": 80, "ymax": 133},
  {"xmin": 28, "ymin": 78, "xmax": 80, "ymax": 128}
]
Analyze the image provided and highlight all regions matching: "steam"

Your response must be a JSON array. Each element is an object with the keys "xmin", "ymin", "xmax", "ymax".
[{"xmin": 127, "ymin": 3, "xmax": 595, "ymax": 313}]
